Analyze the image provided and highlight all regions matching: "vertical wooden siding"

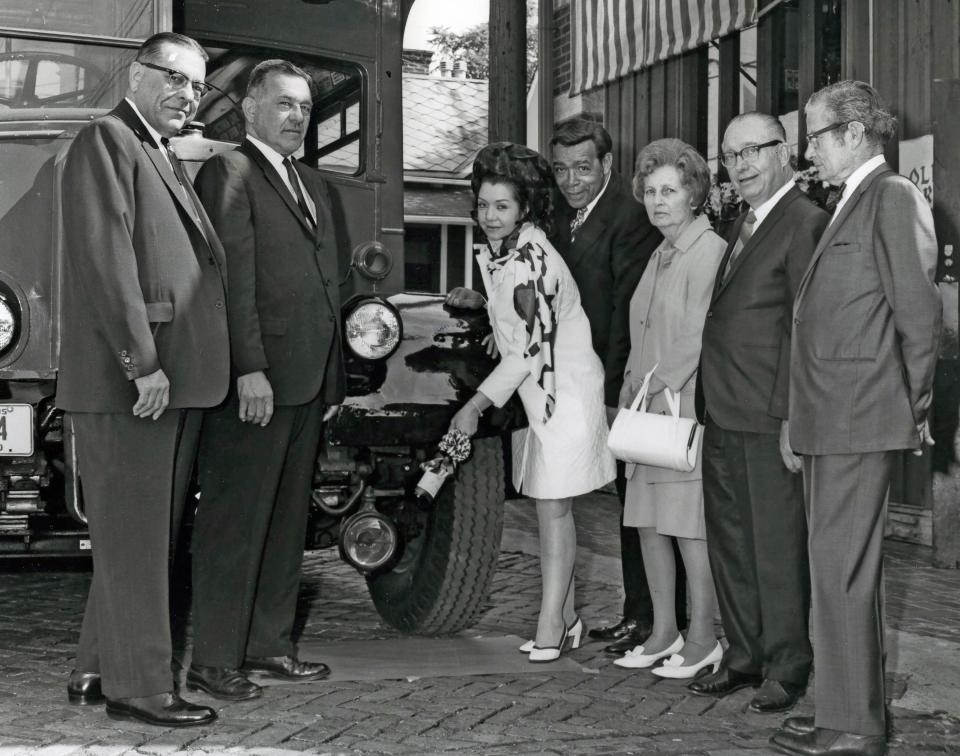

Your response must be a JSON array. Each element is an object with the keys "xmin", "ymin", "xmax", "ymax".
[{"xmin": 603, "ymin": 46, "xmax": 709, "ymax": 178}]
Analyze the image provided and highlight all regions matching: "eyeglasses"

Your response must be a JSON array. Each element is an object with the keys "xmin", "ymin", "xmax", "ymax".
[
  {"xmin": 138, "ymin": 60, "xmax": 210, "ymax": 97},
  {"xmin": 805, "ymin": 121, "xmax": 850, "ymax": 148},
  {"xmin": 719, "ymin": 140, "xmax": 782, "ymax": 167}
]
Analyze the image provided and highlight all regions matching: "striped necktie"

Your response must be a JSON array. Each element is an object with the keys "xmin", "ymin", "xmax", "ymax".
[
  {"xmin": 283, "ymin": 157, "xmax": 316, "ymax": 228},
  {"xmin": 722, "ymin": 210, "xmax": 756, "ymax": 281},
  {"xmin": 569, "ymin": 207, "xmax": 588, "ymax": 241}
]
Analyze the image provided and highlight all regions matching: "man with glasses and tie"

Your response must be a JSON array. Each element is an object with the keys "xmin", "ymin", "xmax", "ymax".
[
  {"xmin": 691, "ymin": 112, "xmax": 827, "ymax": 715},
  {"xmin": 187, "ymin": 59, "xmax": 345, "ymax": 701},
  {"xmin": 771, "ymin": 81, "xmax": 940, "ymax": 756},
  {"xmin": 58, "ymin": 32, "xmax": 229, "ymax": 727}
]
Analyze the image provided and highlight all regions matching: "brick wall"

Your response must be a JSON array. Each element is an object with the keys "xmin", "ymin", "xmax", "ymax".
[{"xmin": 403, "ymin": 49, "xmax": 433, "ymax": 76}]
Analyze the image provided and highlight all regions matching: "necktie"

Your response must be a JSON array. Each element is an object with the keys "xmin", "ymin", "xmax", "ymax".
[
  {"xmin": 161, "ymin": 138, "xmax": 203, "ymax": 228},
  {"xmin": 827, "ymin": 182, "xmax": 847, "ymax": 218},
  {"xmin": 723, "ymin": 210, "xmax": 756, "ymax": 281},
  {"xmin": 569, "ymin": 207, "xmax": 588, "ymax": 240},
  {"xmin": 283, "ymin": 157, "xmax": 316, "ymax": 228}
]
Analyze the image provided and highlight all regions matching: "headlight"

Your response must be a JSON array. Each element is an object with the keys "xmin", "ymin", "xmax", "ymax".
[
  {"xmin": 344, "ymin": 300, "xmax": 401, "ymax": 360},
  {"xmin": 0, "ymin": 298, "xmax": 15, "ymax": 353},
  {"xmin": 339, "ymin": 507, "xmax": 400, "ymax": 573}
]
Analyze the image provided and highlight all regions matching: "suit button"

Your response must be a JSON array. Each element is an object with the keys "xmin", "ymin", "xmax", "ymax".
[
  {"xmin": 215, "ymin": 301, "xmax": 224, "ymax": 309},
  {"xmin": 208, "ymin": 256, "xmax": 216, "ymax": 266},
  {"xmin": 328, "ymin": 315, "xmax": 335, "ymax": 323},
  {"xmin": 794, "ymin": 317, "xmax": 800, "ymax": 325},
  {"xmin": 706, "ymin": 311, "xmax": 713, "ymax": 318}
]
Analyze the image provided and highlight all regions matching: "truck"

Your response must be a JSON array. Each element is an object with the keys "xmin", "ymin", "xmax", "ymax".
[{"xmin": 0, "ymin": 0, "xmax": 523, "ymax": 634}]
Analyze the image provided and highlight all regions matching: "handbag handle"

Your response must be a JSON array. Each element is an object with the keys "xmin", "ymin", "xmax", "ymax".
[{"xmin": 628, "ymin": 362, "xmax": 659, "ymax": 413}]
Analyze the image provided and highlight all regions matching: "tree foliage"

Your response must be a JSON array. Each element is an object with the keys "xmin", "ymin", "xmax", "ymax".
[{"xmin": 428, "ymin": 1, "xmax": 538, "ymax": 83}]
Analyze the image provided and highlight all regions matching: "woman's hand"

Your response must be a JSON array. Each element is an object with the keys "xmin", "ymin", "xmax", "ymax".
[
  {"xmin": 482, "ymin": 332, "xmax": 499, "ymax": 358},
  {"xmin": 446, "ymin": 287, "xmax": 485, "ymax": 309},
  {"xmin": 449, "ymin": 403, "xmax": 480, "ymax": 437}
]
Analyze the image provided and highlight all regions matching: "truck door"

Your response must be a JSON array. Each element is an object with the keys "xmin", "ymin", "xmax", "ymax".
[{"xmin": 180, "ymin": 0, "xmax": 408, "ymax": 297}]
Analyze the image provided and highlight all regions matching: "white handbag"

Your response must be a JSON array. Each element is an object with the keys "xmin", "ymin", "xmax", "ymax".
[{"xmin": 607, "ymin": 365, "xmax": 703, "ymax": 472}]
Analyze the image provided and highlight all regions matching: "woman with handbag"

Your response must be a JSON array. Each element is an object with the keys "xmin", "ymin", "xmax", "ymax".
[
  {"xmin": 447, "ymin": 142, "xmax": 616, "ymax": 662},
  {"xmin": 612, "ymin": 138, "xmax": 725, "ymax": 679}
]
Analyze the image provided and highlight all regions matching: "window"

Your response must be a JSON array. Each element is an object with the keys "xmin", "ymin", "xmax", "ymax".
[
  {"xmin": 0, "ymin": 0, "xmax": 156, "ymax": 39},
  {"xmin": 196, "ymin": 45, "xmax": 363, "ymax": 175}
]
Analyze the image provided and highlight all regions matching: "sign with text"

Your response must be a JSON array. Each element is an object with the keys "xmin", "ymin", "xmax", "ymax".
[{"xmin": 899, "ymin": 135, "xmax": 934, "ymax": 207}]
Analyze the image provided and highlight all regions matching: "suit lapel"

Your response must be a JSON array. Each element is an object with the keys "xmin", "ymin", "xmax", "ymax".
[
  {"xmin": 112, "ymin": 101, "xmax": 210, "ymax": 244},
  {"xmin": 715, "ymin": 186, "xmax": 803, "ymax": 298},
  {"xmin": 563, "ymin": 174, "xmax": 623, "ymax": 272},
  {"xmin": 795, "ymin": 164, "xmax": 892, "ymax": 309},
  {"xmin": 241, "ymin": 140, "xmax": 316, "ymax": 236}
]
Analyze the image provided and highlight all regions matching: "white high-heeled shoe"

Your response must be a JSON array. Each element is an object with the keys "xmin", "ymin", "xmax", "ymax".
[
  {"xmin": 519, "ymin": 616, "xmax": 584, "ymax": 654},
  {"xmin": 650, "ymin": 641, "xmax": 723, "ymax": 679},
  {"xmin": 528, "ymin": 619, "xmax": 579, "ymax": 663},
  {"xmin": 613, "ymin": 634, "xmax": 683, "ymax": 669}
]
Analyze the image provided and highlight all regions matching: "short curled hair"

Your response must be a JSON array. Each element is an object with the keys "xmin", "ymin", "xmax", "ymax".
[
  {"xmin": 632, "ymin": 138, "xmax": 711, "ymax": 213},
  {"xmin": 246, "ymin": 59, "xmax": 314, "ymax": 99},
  {"xmin": 471, "ymin": 142, "xmax": 555, "ymax": 234},
  {"xmin": 806, "ymin": 79, "xmax": 896, "ymax": 149}
]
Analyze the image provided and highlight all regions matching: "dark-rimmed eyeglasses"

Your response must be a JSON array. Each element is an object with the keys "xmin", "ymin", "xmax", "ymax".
[
  {"xmin": 719, "ymin": 140, "xmax": 782, "ymax": 167},
  {"xmin": 138, "ymin": 60, "xmax": 210, "ymax": 97},
  {"xmin": 805, "ymin": 121, "xmax": 850, "ymax": 148}
]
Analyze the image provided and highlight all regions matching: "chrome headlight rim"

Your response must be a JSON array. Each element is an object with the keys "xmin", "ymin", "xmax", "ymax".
[
  {"xmin": 343, "ymin": 296, "xmax": 402, "ymax": 361},
  {"xmin": 0, "ymin": 277, "xmax": 25, "ymax": 364},
  {"xmin": 351, "ymin": 240, "xmax": 394, "ymax": 281},
  {"xmin": 0, "ymin": 296, "xmax": 15, "ymax": 354},
  {"xmin": 338, "ymin": 507, "xmax": 401, "ymax": 574}
]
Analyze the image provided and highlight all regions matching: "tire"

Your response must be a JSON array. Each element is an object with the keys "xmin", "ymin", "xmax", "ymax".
[{"xmin": 366, "ymin": 436, "xmax": 505, "ymax": 634}]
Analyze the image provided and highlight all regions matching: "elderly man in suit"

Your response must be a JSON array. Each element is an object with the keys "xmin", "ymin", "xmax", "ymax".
[
  {"xmin": 448, "ymin": 120, "xmax": 662, "ymax": 651},
  {"xmin": 186, "ymin": 59, "xmax": 345, "ymax": 701},
  {"xmin": 691, "ymin": 112, "xmax": 827, "ymax": 713},
  {"xmin": 770, "ymin": 81, "xmax": 941, "ymax": 756},
  {"xmin": 58, "ymin": 32, "xmax": 229, "ymax": 727}
]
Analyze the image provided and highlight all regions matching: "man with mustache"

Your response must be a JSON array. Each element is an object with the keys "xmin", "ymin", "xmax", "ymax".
[
  {"xmin": 59, "ymin": 32, "xmax": 229, "ymax": 727},
  {"xmin": 187, "ymin": 59, "xmax": 345, "ymax": 700}
]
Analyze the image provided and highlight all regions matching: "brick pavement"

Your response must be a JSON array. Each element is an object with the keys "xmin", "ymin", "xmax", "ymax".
[{"xmin": 0, "ymin": 492, "xmax": 957, "ymax": 755}]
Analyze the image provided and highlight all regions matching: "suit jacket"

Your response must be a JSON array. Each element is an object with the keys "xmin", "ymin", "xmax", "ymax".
[
  {"xmin": 550, "ymin": 173, "xmax": 661, "ymax": 407},
  {"xmin": 789, "ymin": 162, "xmax": 941, "ymax": 454},
  {"xmin": 194, "ymin": 139, "xmax": 346, "ymax": 407},
  {"xmin": 697, "ymin": 186, "xmax": 828, "ymax": 434},
  {"xmin": 57, "ymin": 99, "xmax": 230, "ymax": 412}
]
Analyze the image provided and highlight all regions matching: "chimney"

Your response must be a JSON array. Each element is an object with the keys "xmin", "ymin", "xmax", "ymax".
[{"xmin": 402, "ymin": 48, "xmax": 433, "ymax": 75}]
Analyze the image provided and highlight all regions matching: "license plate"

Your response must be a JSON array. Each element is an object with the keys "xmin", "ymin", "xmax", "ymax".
[{"xmin": 0, "ymin": 404, "xmax": 34, "ymax": 456}]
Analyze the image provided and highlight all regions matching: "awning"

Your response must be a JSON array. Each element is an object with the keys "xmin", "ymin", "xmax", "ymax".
[{"xmin": 570, "ymin": 0, "xmax": 759, "ymax": 95}]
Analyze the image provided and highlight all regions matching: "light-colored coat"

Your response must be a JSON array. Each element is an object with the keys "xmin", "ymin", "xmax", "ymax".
[{"xmin": 620, "ymin": 215, "xmax": 725, "ymax": 483}]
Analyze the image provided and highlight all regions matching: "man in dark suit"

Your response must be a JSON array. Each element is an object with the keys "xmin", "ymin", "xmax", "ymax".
[
  {"xmin": 447, "ymin": 120, "xmax": 663, "ymax": 651},
  {"xmin": 771, "ymin": 82, "xmax": 941, "ymax": 756},
  {"xmin": 186, "ymin": 60, "xmax": 345, "ymax": 701},
  {"xmin": 691, "ymin": 113, "xmax": 827, "ymax": 713},
  {"xmin": 548, "ymin": 119, "xmax": 664, "ymax": 654},
  {"xmin": 58, "ymin": 32, "xmax": 229, "ymax": 727}
]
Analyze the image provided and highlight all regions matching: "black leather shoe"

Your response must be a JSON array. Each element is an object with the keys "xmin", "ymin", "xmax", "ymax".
[
  {"xmin": 750, "ymin": 679, "xmax": 804, "ymax": 713},
  {"xmin": 771, "ymin": 727, "xmax": 886, "ymax": 756},
  {"xmin": 105, "ymin": 692, "xmax": 217, "ymax": 728},
  {"xmin": 67, "ymin": 670, "xmax": 105, "ymax": 706},
  {"xmin": 186, "ymin": 664, "xmax": 262, "ymax": 701},
  {"xmin": 688, "ymin": 666, "xmax": 762, "ymax": 697},
  {"xmin": 588, "ymin": 617, "xmax": 649, "ymax": 642},
  {"xmin": 784, "ymin": 716, "xmax": 816, "ymax": 736},
  {"xmin": 243, "ymin": 655, "xmax": 330, "ymax": 681},
  {"xmin": 602, "ymin": 626, "xmax": 654, "ymax": 655}
]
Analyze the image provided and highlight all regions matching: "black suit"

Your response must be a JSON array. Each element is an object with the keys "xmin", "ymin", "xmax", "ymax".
[
  {"xmin": 550, "ymin": 173, "xmax": 662, "ymax": 624},
  {"xmin": 190, "ymin": 139, "xmax": 345, "ymax": 667},
  {"xmin": 58, "ymin": 100, "xmax": 230, "ymax": 698},
  {"xmin": 696, "ymin": 185, "xmax": 827, "ymax": 685}
]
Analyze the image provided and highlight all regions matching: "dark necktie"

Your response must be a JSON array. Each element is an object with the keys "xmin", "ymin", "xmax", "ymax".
[
  {"xmin": 723, "ymin": 210, "xmax": 756, "ymax": 281},
  {"xmin": 827, "ymin": 182, "xmax": 847, "ymax": 218},
  {"xmin": 283, "ymin": 157, "xmax": 316, "ymax": 228},
  {"xmin": 161, "ymin": 138, "xmax": 203, "ymax": 228}
]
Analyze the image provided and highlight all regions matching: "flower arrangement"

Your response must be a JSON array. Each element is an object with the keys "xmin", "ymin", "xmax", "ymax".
[{"xmin": 415, "ymin": 429, "xmax": 472, "ymax": 501}]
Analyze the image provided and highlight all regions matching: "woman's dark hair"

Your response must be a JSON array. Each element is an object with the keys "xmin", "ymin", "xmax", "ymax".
[{"xmin": 471, "ymin": 142, "xmax": 555, "ymax": 234}]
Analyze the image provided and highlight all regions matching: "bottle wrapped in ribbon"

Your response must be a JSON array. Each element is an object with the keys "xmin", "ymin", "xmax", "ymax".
[{"xmin": 415, "ymin": 429, "xmax": 472, "ymax": 502}]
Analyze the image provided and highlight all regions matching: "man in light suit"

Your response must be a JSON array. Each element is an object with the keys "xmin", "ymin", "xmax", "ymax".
[
  {"xmin": 58, "ymin": 32, "xmax": 229, "ymax": 727},
  {"xmin": 186, "ymin": 60, "xmax": 345, "ymax": 700},
  {"xmin": 771, "ymin": 81, "xmax": 941, "ymax": 756},
  {"xmin": 691, "ymin": 113, "xmax": 827, "ymax": 713}
]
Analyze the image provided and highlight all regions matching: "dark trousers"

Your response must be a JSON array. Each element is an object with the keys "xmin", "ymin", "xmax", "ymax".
[
  {"xmin": 72, "ymin": 409, "xmax": 202, "ymax": 699},
  {"xmin": 805, "ymin": 452, "xmax": 893, "ymax": 737},
  {"xmin": 702, "ymin": 421, "xmax": 811, "ymax": 685},
  {"xmin": 615, "ymin": 462, "xmax": 685, "ymax": 626},
  {"xmin": 190, "ymin": 391, "xmax": 324, "ymax": 668}
]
